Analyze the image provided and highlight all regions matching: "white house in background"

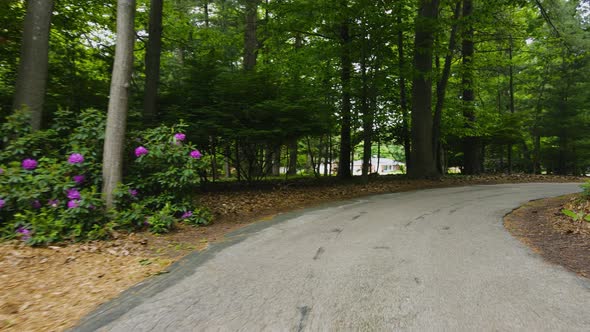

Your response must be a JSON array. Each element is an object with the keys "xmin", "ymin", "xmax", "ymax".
[
  {"xmin": 317, "ymin": 157, "xmax": 405, "ymax": 175},
  {"xmin": 352, "ymin": 157, "xmax": 405, "ymax": 175}
]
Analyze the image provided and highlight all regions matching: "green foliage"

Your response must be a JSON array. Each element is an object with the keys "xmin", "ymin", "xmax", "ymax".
[
  {"xmin": 146, "ymin": 203, "xmax": 176, "ymax": 234},
  {"xmin": 182, "ymin": 208, "xmax": 212, "ymax": 227},
  {"xmin": 561, "ymin": 208, "xmax": 590, "ymax": 223},
  {"xmin": 0, "ymin": 109, "xmax": 212, "ymax": 244},
  {"xmin": 581, "ymin": 181, "xmax": 590, "ymax": 199}
]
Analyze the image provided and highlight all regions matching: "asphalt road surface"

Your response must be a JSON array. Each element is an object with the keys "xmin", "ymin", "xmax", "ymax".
[{"xmin": 74, "ymin": 183, "xmax": 590, "ymax": 332}]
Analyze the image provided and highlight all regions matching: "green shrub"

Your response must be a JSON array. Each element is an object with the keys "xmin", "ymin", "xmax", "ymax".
[
  {"xmin": 146, "ymin": 203, "xmax": 176, "ymax": 234},
  {"xmin": 581, "ymin": 180, "xmax": 590, "ymax": 199},
  {"xmin": 0, "ymin": 110, "xmax": 212, "ymax": 245}
]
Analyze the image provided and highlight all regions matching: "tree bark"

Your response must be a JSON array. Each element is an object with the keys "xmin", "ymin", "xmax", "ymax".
[
  {"xmin": 408, "ymin": 0, "xmax": 440, "ymax": 179},
  {"xmin": 461, "ymin": 0, "xmax": 482, "ymax": 175},
  {"xmin": 272, "ymin": 145, "xmax": 280, "ymax": 176},
  {"xmin": 507, "ymin": 35, "xmax": 515, "ymax": 173},
  {"xmin": 243, "ymin": 0, "xmax": 258, "ymax": 71},
  {"xmin": 397, "ymin": 12, "xmax": 411, "ymax": 169},
  {"xmin": 102, "ymin": 0, "xmax": 136, "ymax": 209},
  {"xmin": 433, "ymin": 1, "xmax": 461, "ymax": 174},
  {"xmin": 287, "ymin": 139, "xmax": 298, "ymax": 175},
  {"xmin": 204, "ymin": 0, "xmax": 209, "ymax": 28},
  {"xmin": 361, "ymin": 21, "xmax": 372, "ymax": 182},
  {"xmin": 12, "ymin": 0, "xmax": 54, "ymax": 131},
  {"xmin": 337, "ymin": 0, "xmax": 352, "ymax": 179},
  {"xmin": 143, "ymin": 0, "xmax": 163, "ymax": 124}
]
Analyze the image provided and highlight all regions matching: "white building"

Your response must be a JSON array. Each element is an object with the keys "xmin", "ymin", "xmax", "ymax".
[{"xmin": 351, "ymin": 157, "xmax": 405, "ymax": 175}]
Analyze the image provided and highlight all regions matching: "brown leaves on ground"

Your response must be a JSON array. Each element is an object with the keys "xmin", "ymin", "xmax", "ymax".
[
  {"xmin": 556, "ymin": 196, "xmax": 590, "ymax": 236},
  {"xmin": 199, "ymin": 174, "xmax": 586, "ymax": 224},
  {"xmin": 0, "ymin": 174, "xmax": 586, "ymax": 331},
  {"xmin": 504, "ymin": 195, "xmax": 590, "ymax": 279}
]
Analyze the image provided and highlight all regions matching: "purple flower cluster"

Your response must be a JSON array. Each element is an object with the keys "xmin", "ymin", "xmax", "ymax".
[
  {"xmin": 181, "ymin": 211, "xmax": 193, "ymax": 219},
  {"xmin": 67, "ymin": 200, "xmax": 80, "ymax": 209},
  {"xmin": 135, "ymin": 146, "xmax": 149, "ymax": 157},
  {"xmin": 129, "ymin": 189, "xmax": 138, "ymax": 197},
  {"xmin": 17, "ymin": 227, "xmax": 31, "ymax": 241},
  {"xmin": 67, "ymin": 189, "xmax": 81, "ymax": 200},
  {"xmin": 48, "ymin": 199, "xmax": 60, "ymax": 208},
  {"xmin": 190, "ymin": 150, "xmax": 202, "ymax": 159},
  {"xmin": 68, "ymin": 153, "xmax": 84, "ymax": 164},
  {"xmin": 73, "ymin": 175, "xmax": 85, "ymax": 184},
  {"xmin": 22, "ymin": 159, "xmax": 38, "ymax": 170},
  {"xmin": 31, "ymin": 200, "xmax": 41, "ymax": 209},
  {"xmin": 0, "ymin": 198, "xmax": 5, "ymax": 209},
  {"xmin": 174, "ymin": 133, "xmax": 186, "ymax": 142},
  {"xmin": 0, "ymin": 168, "xmax": 4, "ymax": 174}
]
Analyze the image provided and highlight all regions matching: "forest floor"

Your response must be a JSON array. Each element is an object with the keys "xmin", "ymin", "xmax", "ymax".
[
  {"xmin": 505, "ymin": 194, "xmax": 590, "ymax": 278},
  {"xmin": 0, "ymin": 174, "xmax": 587, "ymax": 331}
]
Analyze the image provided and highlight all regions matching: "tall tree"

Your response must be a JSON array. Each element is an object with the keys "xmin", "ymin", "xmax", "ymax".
[
  {"xmin": 408, "ymin": 0, "xmax": 440, "ymax": 178},
  {"xmin": 433, "ymin": 0, "xmax": 461, "ymax": 174},
  {"xmin": 244, "ymin": 0, "xmax": 258, "ymax": 71},
  {"xmin": 461, "ymin": 0, "xmax": 482, "ymax": 174},
  {"xmin": 12, "ymin": 0, "xmax": 54, "ymax": 131},
  {"xmin": 337, "ymin": 0, "xmax": 353, "ymax": 179},
  {"xmin": 397, "ymin": 7, "xmax": 411, "ymax": 169},
  {"xmin": 102, "ymin": 0, "xmax": 136, "ymax": 208},
  {"xmin": 143, "ymin": 0, "xmax": 164, "ymax": 124}
]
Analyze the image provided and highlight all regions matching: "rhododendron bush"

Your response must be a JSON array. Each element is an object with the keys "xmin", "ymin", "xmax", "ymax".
[{"xmin": 0, "ymin": 110, "xmax": 211, "ymax": 245}]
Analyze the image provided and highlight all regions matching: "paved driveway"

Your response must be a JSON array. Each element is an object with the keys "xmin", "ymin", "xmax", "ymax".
[{"xmin": 74, "ymin": 183, "xmax": 590, "ymax": 331}]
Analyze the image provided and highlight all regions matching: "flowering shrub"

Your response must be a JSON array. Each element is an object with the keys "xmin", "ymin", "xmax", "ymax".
[{"xmin": 0, "ymin": 110, "xmax": 212, "ymax": 244}]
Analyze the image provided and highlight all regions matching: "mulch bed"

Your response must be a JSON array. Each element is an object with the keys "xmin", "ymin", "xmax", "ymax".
[{"xmin": 504, "ymin": 195, "xmax": 590, "ymax": 278}]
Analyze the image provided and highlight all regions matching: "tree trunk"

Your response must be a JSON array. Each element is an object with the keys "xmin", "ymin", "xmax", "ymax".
[
  {"xmin": 433, "ymin": 1, "xmax": 461, "ymax": 174},
  {"xmin": 204, "ymin": 0, "xmax": 209, "ymax": 28},
  {"xmin": 224, "ymin": 144, "xmax": 231, "ymax": 178},
  {"xmin": 272, "ymin": 145, "xmax": 280, "ymax": 176},
  {"xmin": 243, "ymin": 0, "xmax": 258, "ymax": 71},
  {"xmin": 361, "ymin": 21, "xmax": 372, "ymax": 182},
  {"xmin": 102, "ymin": 0, "xmax": 136, "ymax": 209},
  {"xmin": 287, "ymin": 138, "xmax": 297, "ymax": 175},
  {"xmin": 337, "ymin": 0, "xmax": 352, "ymax": 179},
  {"xmin": 461, "ymin": 0, "xmax": 482, "ymax": 175},
  {"xmin": 143, "ymin": 0, "xmax": 163, "ymax": 124},
  {"xmin": 210, "ymin": 136, "xmax": 217, "ymax": 181},
  {"xmin": 397, "ymin": 13, "xmax": 411, "ymax": 169},
  {"xmin": 12, "ymin": 0, "xmax": 54, "ymax": 131},
  {"xmin": 408, "ymin": 0, "xmax": 440, "ymax": 179},
  {"xmin": 507, "ymin": 35, "xmax": 515, "ymax": 174}
]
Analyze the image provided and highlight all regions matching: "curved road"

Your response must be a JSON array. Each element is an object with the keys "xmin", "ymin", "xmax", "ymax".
[{"xmin": 75, "ymin": 183, "xmax": 590, "ymax": 331}]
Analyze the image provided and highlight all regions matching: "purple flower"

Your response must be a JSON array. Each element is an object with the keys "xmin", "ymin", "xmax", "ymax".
[
  {"xmin": 128, "ymin": 189, "xmax": 138, "ymax": 197},
  {"xmin": 17, "ymin": 227, "xmax": 31, "ymax": 241},
  {"xmin": 68, "ymin": 153, "xmax": 84, "ymax": 164},
  {"xmin": 31, "ymin": 200, "xmax": 41, "ymax": 209},
  {"xmin": 0, "ymin": 168, "xmax": 4, "ymax": 174},
  {"xmin": 135, "ymin": 146, "xmax": 149, "ymax": 157},
  {"xmin": 73, "ymin": 175, "xmax": 85, "ymax": 184},
  {"xmin": 174, "ymin": 133, "xmax": 186, "ymax": 142},
  {"xmin": 22, "ymin": 159, "xmax": 38, "ymax": 170},
  {"xmin": 190, "ymin": 150, "xmax": 202, "ymax": 159},
  {"xmin": 181, "ymin": 211, "xmax": 193, "ymax": 219},
  {"xmin": 0, "ymin": 199, "xmax": 5, "ymax": 209},
  {"xmin": 67, "ymin": 200, "xmax": 79, "ymax": 209},
  {"xmin": 48, "ymin": 199, "xmax": 60, "ymax": 208},
  {"xmin": 67, "ymin": 189, "xmax": 81, "ymax": 200}
]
